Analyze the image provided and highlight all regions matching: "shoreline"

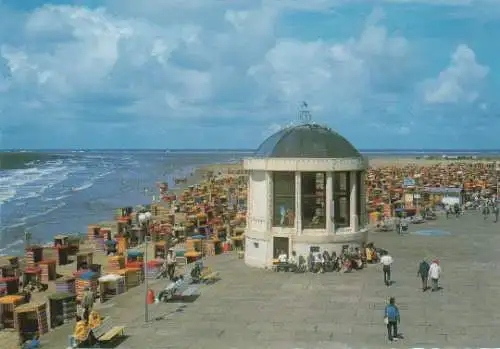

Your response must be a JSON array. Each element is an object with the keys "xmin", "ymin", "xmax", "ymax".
[{"xmin": 0, "ymin": 161, "xmax": 245, "ymax": 349}]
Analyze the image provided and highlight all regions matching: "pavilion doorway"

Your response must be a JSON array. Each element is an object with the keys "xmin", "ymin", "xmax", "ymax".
[{"xmin": 273, "ymin": 237, "xmax": 289, "ymax": 258}]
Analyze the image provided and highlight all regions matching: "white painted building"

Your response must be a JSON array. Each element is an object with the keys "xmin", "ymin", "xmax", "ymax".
[{"xmin": 243, "ymin": 123, "xmax": 369, "ymax": 269}]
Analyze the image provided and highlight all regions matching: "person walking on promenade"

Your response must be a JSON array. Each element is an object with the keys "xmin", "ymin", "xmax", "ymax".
[
  {"xmin": 82, "ymin": 287, "xmax": 95, "ymax": 320},
  {"xmin": 494, "ymin": 205, "xmax": 499, "ymax": 223},
  {"xmin": 417, "ymin": 260, "xmax": 430, "ymax": 291},
  {"xmin": 384, "ymin": 297, "xmax": 401, "ymax": 342},
  {"xmin": 483, "ymin": 205, "xmax": 489, "ymax": 220},
  {"xmin": 429, "ymin": 259, "xmax": 442, "ymax": 292},
  {"xmin": 395, "ymin": 216, "xmax": 401, "ymax": 235},
  {"xmin": 380, "ymin": 253, "xmax": 394, "ymax": 286},
  {"xmin": 166, "ymin": 248, "xmax": 176, "ymax": 280}
]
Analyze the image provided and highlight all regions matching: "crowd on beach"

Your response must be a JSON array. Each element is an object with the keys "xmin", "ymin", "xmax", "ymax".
[{"xmin": 367, "ymin": 161, "xmax": 498, "ymax": 211}]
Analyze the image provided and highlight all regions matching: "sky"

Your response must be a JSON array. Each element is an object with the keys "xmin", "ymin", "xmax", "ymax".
[{"xmin": 0, "ymin": 0, "xmax": 499, "ymax": 150}]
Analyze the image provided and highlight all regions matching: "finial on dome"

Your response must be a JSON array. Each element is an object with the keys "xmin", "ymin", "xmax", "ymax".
[{"xmin": 297, "ymin": 101, "xmax": 312, "ymax": 124}]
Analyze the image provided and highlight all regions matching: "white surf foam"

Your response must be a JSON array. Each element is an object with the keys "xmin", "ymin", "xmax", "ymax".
[
  {"xmin": 41, "ymin": 194, "xmax": 70, "ymax": 202},
  {"xmin": 0, "ymin": 239, "xmax": 24, "ymax": 255},
  {"xmin": 72, "ymin": 181, "xmax": 94, "ymax": 192},
  {"xmin": 0, "ymin": 163, "xmax": 70, "ymax": 204},
  {"xmin": 19, "ymin": 201, "xmax": 67, "ymax": 222}
]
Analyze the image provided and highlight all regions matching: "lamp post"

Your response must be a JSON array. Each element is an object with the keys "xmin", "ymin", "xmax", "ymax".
[
  {"xmin": 496, "ymin": 161, "xmax": 499, "ymax": 204},
  {"xmin": 138, "ymin": 211, "xmax": 152, "ymax": 322},
  {"xmin": 24, "ymin": 231, "xmax": 32, "ymax": 249}
]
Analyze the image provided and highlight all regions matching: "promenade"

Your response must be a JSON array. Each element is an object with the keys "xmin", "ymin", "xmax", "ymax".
[{"xmin": 41, "ymin": 210, "xmax": 499, "ymax": 348}]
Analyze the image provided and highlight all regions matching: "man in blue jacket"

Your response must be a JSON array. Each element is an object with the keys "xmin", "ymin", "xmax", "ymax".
[
  {"xmin": 384, "ymin": 297, "xmax": 400, "ymax": 342},
  {"xmin": 417, "ymin": 260, "xmax": 430, "ymax": 291}
]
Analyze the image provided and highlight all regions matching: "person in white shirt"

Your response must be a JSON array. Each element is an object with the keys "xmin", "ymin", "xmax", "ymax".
[
  {"xmin": 380, "ymin": 254, "xmax": 394, "ymax": 286},
  {"xmin": 166, "ymin": 249, "xmax": 176, "ymax": 280},
  {"xmin": 277, "ymin": 251, "xmax": 288, "ymax": 263},
  {"xmin": 428, "ymin": 260, "xmax": 442, "ymax": 291},
  {"xmin": 288, "ymin": 251, "xmax": 298, "ymax": 272},
  {"xmin": 314, "ymin": 253, "xmax": 325, "ymax": 273}
]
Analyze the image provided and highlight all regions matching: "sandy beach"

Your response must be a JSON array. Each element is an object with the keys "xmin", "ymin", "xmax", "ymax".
[{"xmin": 0, "ymin": 161, "xmax": 242, "ymax": 349}]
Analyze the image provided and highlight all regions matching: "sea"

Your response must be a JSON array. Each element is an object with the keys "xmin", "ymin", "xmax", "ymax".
[
  {"xmin": 1, "ymin": 149, "xmax": 499, "ymax": 257},
  {"xmin": 0, "ymin": 150, "xmax": 251, "ymax": 257}
]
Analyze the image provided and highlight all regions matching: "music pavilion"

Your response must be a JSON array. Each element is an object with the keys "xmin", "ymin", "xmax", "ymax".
[{"xmin": 243, "ymin": 112, "xmax": 369, "ymax": 268}]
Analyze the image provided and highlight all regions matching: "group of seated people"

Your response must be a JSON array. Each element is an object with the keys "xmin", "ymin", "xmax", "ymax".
[
  {"xmin": 364, "ymin": 243, "xmax": 380, "ymax": 264},
  {"xmin": 275, "ymin": 243, "xmax": 382, "ymax": 273}
]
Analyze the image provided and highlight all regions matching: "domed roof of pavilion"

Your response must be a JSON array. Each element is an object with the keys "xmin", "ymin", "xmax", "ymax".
[{"xmin": 255, "ymin": 123, "xmax": 361, "ymax": 159}]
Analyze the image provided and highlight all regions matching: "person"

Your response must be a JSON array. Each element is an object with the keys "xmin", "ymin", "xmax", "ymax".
[
  {"xmin": 429, "ymin": 259, "xmax": 442, "ymax": 291},
  {"xmin": 166, "ymin": 249, "xmax": 176, "ymax": 280},
  {"xmin": 483, "ymin": 205, "xmax": 489, "ymax": 220},
  {"xmin": 314, "ymin": 253, "xmax": 324, "ymax": 273},
  {"xmin": 417, "ymin": 260, "xmax": 430, "ymax": 291},
  {"xmin": 384, "ymin": 297, "xmax": 400, "ymax": 342},
  {"xmin": 88, "ymin": 310, "xmax": 101, "ymax": 329},
  {"xmin": 22, "ymin": 335, "xmax": 40, "ymax": 349},
  {"xmin": 82, "ymin": 287, "xmax": 95, "ymax": 320},
  {"xmin": 494, "ymin": 205, "xmax": 499, "ymax": 223},
  {"xmin": 307, "ymin": 251, "xmax": 314, "ymax": 272},
  {"xmin": 277, "ymin": 250, "xmax": 288, "ymax": 263},
  {"xmin": 277, "ymin": 250, "xmax": 289, "ymax": 272},
  {"xmin": 288, "ymin": 251, "xmax": 298, "ymax": 272},
  {"xmin": 395, "ymin": 216, "xmax": 401, "ymax": 235},
  {"xmin": 105, "ymin": 237, "xmax": 117, "ymax": 256},
  {"xmin": 73, "ymin": 316, "xmax": 96, "ymax": 347},
  {"xmin": 380, "ymin": 253, "xmax": 394, "ymax": 286},
  {"xmin": 365, "ymin": 245, "xmax": 373, "ymax": 263}
]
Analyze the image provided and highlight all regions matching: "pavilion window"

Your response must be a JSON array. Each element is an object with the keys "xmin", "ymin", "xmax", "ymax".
[
  {"xmin": 334, "ymin": 172, "xmax": 350, "ymax": 227},
  {"xmin": 356, "ymin": 171, "xmax": 362, "ymax": 216},
  {"xmin": 301, "ymin": 172, "xmax": 326, "ymax": 229},
  {"xmin": 272, "ymin": 172, "xmax": 295, "ymax": 227}
]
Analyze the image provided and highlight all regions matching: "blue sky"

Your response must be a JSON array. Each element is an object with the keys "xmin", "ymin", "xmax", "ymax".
[{"xmin": 0, "ymin": 0, "xmax": 499, "ymax": 150}]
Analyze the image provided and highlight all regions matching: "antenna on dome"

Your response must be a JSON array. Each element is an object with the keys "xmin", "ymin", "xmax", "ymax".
[{"xmin": 297, "ymin": 101, "xmax": 312, "ymax": 124}]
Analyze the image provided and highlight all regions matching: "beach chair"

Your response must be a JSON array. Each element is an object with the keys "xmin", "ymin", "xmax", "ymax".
[
  {"xmin": 201, "ymin": 271, "xmax": 220, "ymax": 284},
  {"xmin": 92, "ymin": 317, "xmax": 125, "ymax": 344}
]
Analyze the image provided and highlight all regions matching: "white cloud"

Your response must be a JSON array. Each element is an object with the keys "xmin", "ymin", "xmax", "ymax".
[
  {"xmin": 248, "ymin": 11, "xmax": 409, "ymax": 117},
  {"xmin": 0, "ymin": 3, "xmax": 413, "ymax": 126},
  {"xmin": 423, "ymin": 44, "xmax": 489, "ymax": 104},
  {"xmin": 397, "ymin": 126, "xmax": 410, "ymax": 135}
]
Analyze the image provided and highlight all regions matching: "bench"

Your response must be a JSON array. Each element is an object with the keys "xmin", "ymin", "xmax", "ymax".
[
  {"xmin": 173, "ymin": 281, "xmax": 191, "ymax": 296},
  {"xmin": 201, "ymin": 271, "xmax": 219, "ymax": 283},
  {"xmin": 180, "ymin": 285, "xmax": 199, "ymax": 297},
  {"xmin": 92, "ymin": 317, "xmax": 125, "ymax": 344}
]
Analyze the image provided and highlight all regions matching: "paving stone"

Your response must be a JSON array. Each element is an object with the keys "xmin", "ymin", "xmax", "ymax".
[{"xmin": 36, "ymin": 212, "xmax": 500, "ymax": 348}]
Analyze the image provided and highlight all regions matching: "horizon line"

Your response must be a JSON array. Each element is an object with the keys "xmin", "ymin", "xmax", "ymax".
[{"xmin": 2, "ymin": 148, "xmax": 500, "ymax": 152}]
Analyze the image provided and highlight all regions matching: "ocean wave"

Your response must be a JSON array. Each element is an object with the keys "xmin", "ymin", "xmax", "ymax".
[
  {"xmin": 97, "ymin": 170, "xmax": 114, "ymax": 178},
  {"xmin": 0, "ymin": 239, "xmax": 24, "ymax": 256},
  {"xmin": 72, "ymin": 181, "xmax": 94, "ymax": 192},
  {"xmin": 0, "ymin": 164, "xmax": 70, "ymax": 204},
  {"xmin": 19, "ymin": 201, "xmax": 67, "ymax": 223},
  {"xmin": 0, "ymin": 187, "xmax": 16, "ymax": 203},
  {"xmin": 41, "ymin": 194, "xmax": 70, "ymax": 202}
]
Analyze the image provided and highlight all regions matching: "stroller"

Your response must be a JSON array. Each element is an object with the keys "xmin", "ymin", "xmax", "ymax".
[
  {"xmin": 322, "ymin": 251, "xmax": 335, "ymax": 272},
  {"xmin": 190, "ymin": 261, "xmax": 203, "ymax": 283},
  {"xmin": 400, "ymin": 220, "xmax": 409, "ymax": 233},
  {"xmin": 296, "ymin": 255, "xmax": 307, "ymax": 273}
]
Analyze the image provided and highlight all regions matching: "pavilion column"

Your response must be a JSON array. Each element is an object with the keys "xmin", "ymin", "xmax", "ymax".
[
  {"xmin": 247, "ymin": 173, "xmax": 252, "ymax": 232},
  {"xmin": 350, "ymin": 171, "xmax": 358, "ymax": 231},
  {"xmin": 266, "ymin": 171, "xmax": 273, "ymax": 231},
  {"xmin": 359, "ymin": 171, "xmax": 366, "ymax": 227},
  {"xmin": 295, "ymin": 172, "xmax": 302, "ymax": 235},
  {"xmin": 326, "ymin": 172, "xmax": 333, "ymax": 234}
]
